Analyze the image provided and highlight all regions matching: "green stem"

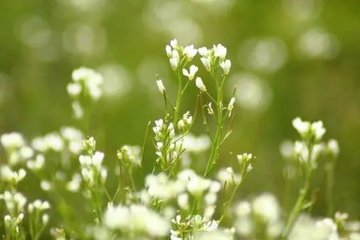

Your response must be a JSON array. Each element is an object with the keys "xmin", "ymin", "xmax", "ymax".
[
  {"xmin": 326, "ymin": 161, "xmax": 335, "ymax": 217},
  {"xmin": 281, "ymin": 168, "xmax": 312, "ymax": 239},
  {"xmin": 218, "ymin": 183, "xmax": 240, "ymax": 223},
  {"xmin": 174, "ymin": 70, "xmax": 183, "ymax": 126},
  {"xmin": 204, "ymin": 80, "xmax": 223, "ymax": 177}
]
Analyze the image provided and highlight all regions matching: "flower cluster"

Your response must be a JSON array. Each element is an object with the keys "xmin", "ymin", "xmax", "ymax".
[
  {"xmin": 165, "ymin": 39, "xmax": 197, "ymax": 71},
  {"xmin": 289, "ymin": 117, "xmax": 337, "ymax": 169},
  {"xmin": 66, "ymin": 67, "xmax": 103, "ymax": 119},
  {"xmin": 233, "ymin": 193, "xmax": 283, "ymax": 239}
]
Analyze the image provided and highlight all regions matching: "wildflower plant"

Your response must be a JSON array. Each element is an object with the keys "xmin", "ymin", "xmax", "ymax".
[{"xmin": 0, "ymin": 39, "xmax": 359, "ymax": 240}]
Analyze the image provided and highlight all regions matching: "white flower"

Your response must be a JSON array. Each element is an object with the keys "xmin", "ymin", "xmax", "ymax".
[
  {"xmin": 66, "ymin": 83, "xmax": 82, "ymax": 97},
  {"xmin": 294, "ymin": 141, "xmax": 309, "ymax": 162},
  {"xmin": 156, "ymin": 79, "xmax": 166, "ymax": 94},
  {"xmin": 204, "ymin": 193, "xmax": 217, "ymax": 205},
  {"xmin": 200, "ymin": 57, "xmax": 211, "ymax": 72},
  {"xmin": 0, "ymin": 191, "xmax": 27, "ymax": 214},
  {"xmin": 165, "ymin": 45, "xmax": 172, "ymax": 57},
  {"xmin": 220, "ymin": 59, "xmax": 231, "ymax": 75},
  {"xmin": 311, "ymin": 120, "xmax": 326, "ymax": 141},
  {"xmin": 170, "ymin": 39, "xmax": 178, "ymax": 48},
  {"xmin": 234, "ymin": 201, "xmax": 252, "ymax": 217},
  {"xmin": 27, "ymin": 154, "xmax": 45, "ymax": 170},
  {"xmin": 28, "ymin": 200, "xmax": 50, "ymax": 213},
  {"xmin": 237, "ymin": 153, "xmax": 253, "ymax": 165},
  {"xmin": 186, "ymin": 175, "xmax": 211, "ymax": 196},
  {"xmin": 71, "ymin": 67, "xmax": 103, "ymax": 101},
  {"xmin": 214, "ymin": 44, "xmax": 227, "ymax": 59},
  {"xmin": 177, "ymin": 193, "xmax": 189, "ymax": 209},
  {"xmin": 292, "ymin": 117, "xmax": 311, "ymax": 138},
  {"xmin": 40, "ymin": 180, "xmax": 51, "ymax": 191},
  {"xmin": 19, "ymin": 146, "xmax": 34, "ymax": 159},
  {"xmin": 217, "ymin": 167, "xmax": 242, "ymax": 185},
  {"xmin": 182, "ymin": 65, "xmax": 198, "ymax": 80},
  {"xmin": 311, "ymin": 143, "xmax": 325, "ymax": 164},
  {"xmin": 66, "ymin": 174, "xmax": 82, "ymax": 192},
  {"xmin": 44, "ymin": 133, "xmax": 64, "ymax": 152},
  {"xmin": 252, "ymin": 193, "xmax": 281, "ymax": 222},
  {"xmin": 0, "ymin": 166, "xmax": 26, "ymax": 183},
  {"xmin": 195, "ymin": 77, "xmax": 207, "ymax": 92},
  {"xmin": 177, "ymin": 111, "xmax": 193, "ymax": 131},
  {"xmin": 0, "ymin": 132, "xmax": 25, "ymax": 149},
  {"xmin": 198, "ymin": 47, "xmax": 209, "ymax": 57},
  {"xmin": 104, "ymin": 204, "xmax": 170, "ymax": 237},
  {"xmin": 183, "ymin": 45, "xmax": 197, "ymax": 61},
  {"xmin": 170, "ymin": 57, "xmax": 179, "ymax": 70},
  {"xmin": 79, "ymin": 151, "xmax": 104, "ymax": 171}
]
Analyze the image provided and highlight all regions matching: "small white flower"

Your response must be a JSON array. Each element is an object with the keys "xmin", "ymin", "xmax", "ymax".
[
  {"xmin": 40, "ymin": 180, "xmax": 51, "ymax": 191},
  {"xmin": 0, "ymin": 132, "xmax": 25, "ymax": 149},
  {"xmin": 294, "ymin": 141, "xmax": 309, "ymax": 162},
  {"xmin": 45, "ymin": 133, "xmax": 64, "ymax": 152},
  {"xmin": 311, "ymin": 120, "xmax": 326, "ymax": 141},
  {"xmin": 220, "ymin": 59, "xmax": 231, "ymax": 75},
  {"xmin": 195, "ymin": 77, "xmax": 207, "ymax": 92},
  {"xmin": 66, "ymin": 83, "xmax": 82, "ymax": 97},
  {"xmin": 292, "ymin": 117, "xmax": 311, "ymax": 138},
  {"xmin": 92, "ymin": 151, "xmax": 105, "ymax": 170},
  {"xmin": 170, "ymin": 39, "xmax": 178, "ymax": 48},
  {"xmin": 156, "ymin": 79, "xmax": 166, "ymax": 94},
  {"xmin": 217, "ymin": 167, "xmax": 242, "ymax": 185},
  {"xmin": 165, "ymin": 45, "xmax": 172, "ymax": 57},
  {"xmin": 214, "ymin": 44, "xmax": 227, "ymax": 59},
  {"xmin": 177, "ymin": 193, "xmax": 189, "ymax": 209},
  {"xmin": 198, "ymin": 47, "xmax": 209, "ymax": 57},
  {"xmin": 252, "ymin": 193, "xmax": 281, "ymax": 222},
  {"xmin": 182, "ymin": 65, "xmax": 198, "ymax": 81},
  {"xmin": 200, "ymin": 57, "xmax": 211, "ymax": 72},
  {"xmin": 183, "ymin": 45, "xmax": 197, "ymax": 61},
  {"xmin": 170, "ymin": 57, "xmax": 179, "ymax": 70},
  {"xmin": 66, "ymin": 174, "xmax": 82, "ymax": 192}
]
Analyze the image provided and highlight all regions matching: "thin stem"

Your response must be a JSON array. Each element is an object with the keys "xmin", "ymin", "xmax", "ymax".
[
  {"xmin": 281, "ymin": 167, "xmax": 312, "ymax": 239},
  {"xmin": 204, "ymin": 78, "xmax": 224, "ymax": 177},
  {"xmin": 326, "ymin": 161, "xmax": 335, "ymax": 217},
  {"xmin": 218, "ymin": 183, "xmax": 240, "ymax": 223},
  {"xmin": 173, "ymin": 70, "xmax": 183, "ymax": 125}
]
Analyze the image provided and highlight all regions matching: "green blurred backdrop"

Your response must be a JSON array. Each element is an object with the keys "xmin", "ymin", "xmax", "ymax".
[{"xmin": 1, "ymin": 0, "xmax": 360, "ymax": 220}]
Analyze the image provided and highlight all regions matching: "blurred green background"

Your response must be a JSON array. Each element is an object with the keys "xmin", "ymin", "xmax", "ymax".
[{"xmin": 1, "ymin": 0, "xmax": 360, "ymax": 220}]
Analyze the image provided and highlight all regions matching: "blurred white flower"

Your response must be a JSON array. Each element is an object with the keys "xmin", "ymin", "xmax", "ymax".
[
  {"xmin": 238, "ymin": 38, "xmax": 287, "ymax": 73},
  {"xmin": 104, "ymin": 204, "xmax": 170, "ymax": 237},
  {"xmin": 195, "ymin": 77, "xmax": 207, "ymax": 92},
  {"xmin": 252, "ymin": 193, "xmax": 281, "ymax": 222},
  {"xmin": 297, "ymin": 28, "xmax": 339, "ymax": 60},
  {"xmin": 220, "ymin": 59, "xmax": 231, "ymax": 75},
  {"xmin": 230, "ymin": 73, "xmax": 272, "ymax": 113},
  {"xmin": 0, "ymin": 132, "xmax": 25, "ymax": 149},
  {"xmin": 156, "ymin": 79, "xmax": 166, "ymax": 94}
]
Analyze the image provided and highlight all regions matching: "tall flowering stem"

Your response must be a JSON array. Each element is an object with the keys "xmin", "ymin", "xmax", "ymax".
[
  {"xmin": 281, "ymin": 118, "xmax": 327, "ymax": 239},
  {"xmin": 199, "ymin": 44, "xmax": 232, "ymax": 177}
]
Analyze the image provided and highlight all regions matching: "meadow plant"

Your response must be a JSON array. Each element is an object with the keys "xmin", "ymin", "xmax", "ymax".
[{"xmin": 0, "ymin": 39, "xmax": 360, "ymax": 240}]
